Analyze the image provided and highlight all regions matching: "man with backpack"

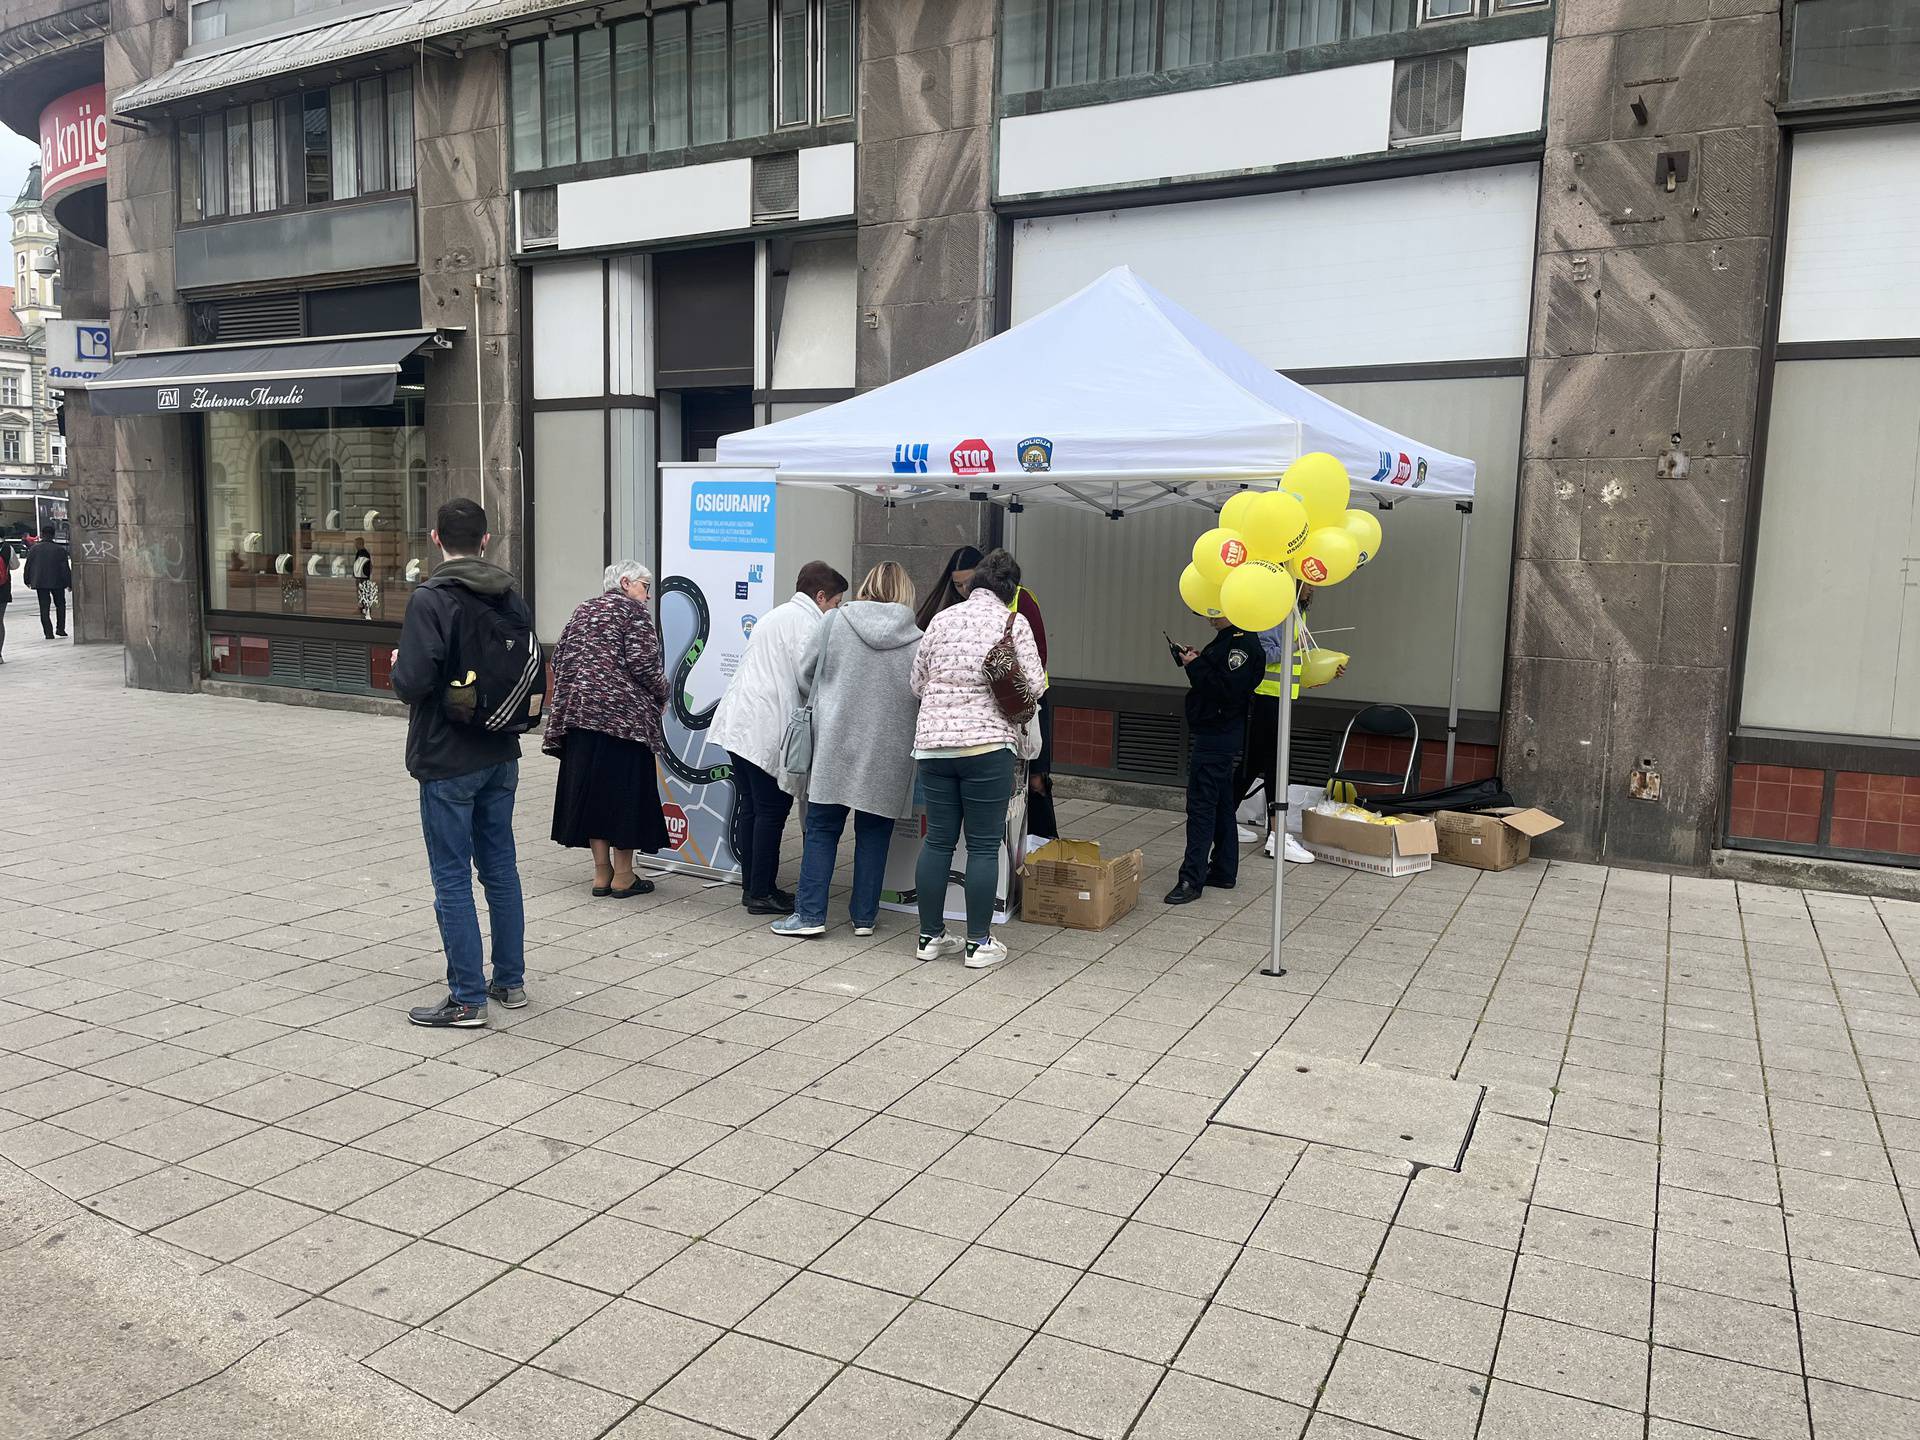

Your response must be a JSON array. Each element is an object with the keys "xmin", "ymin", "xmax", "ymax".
[{"xmin": 390, "ymin": 498, "xmax": 544, "ymax": 1028}]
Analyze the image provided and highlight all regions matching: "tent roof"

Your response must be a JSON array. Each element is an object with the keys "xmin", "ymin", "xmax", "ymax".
[{"xmin": 716, "ymin": 266, "xmax": 1475, "ymax": 515}]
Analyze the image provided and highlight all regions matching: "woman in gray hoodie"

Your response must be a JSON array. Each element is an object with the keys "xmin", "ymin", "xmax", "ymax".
[{"xmin": 771, "ymin": 563, "xmax": 922, "ymax": 938}]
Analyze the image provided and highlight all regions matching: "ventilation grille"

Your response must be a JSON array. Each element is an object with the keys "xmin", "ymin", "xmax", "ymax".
[
  {"xmin": 1115, "ymin": 711, "xmax": 1185, "ymax": 785},
  {"xmin": 751, "ymin": 152, "xmax": 800, "ymax": 223},
  {"xmin": 1288, "ymin": 729, "xmax": 1337, "ymax": 787},
  {"xmin": 519, "ymin": 185, "xmax": 559, "ymax": 249},
  {"xmin": 266, "ymin": 639, "xmax": 374, "ymax": 694},
  {"xmin": 194, "ymin": 292, "xmax": 304, "ymax": 345},
  {"xmin": 1390, "ymin": 51, "xmax": 1467, "ymax": 147}
]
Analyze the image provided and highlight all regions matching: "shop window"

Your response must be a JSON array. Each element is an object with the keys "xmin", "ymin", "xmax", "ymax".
[
  {"xmin": 178, "ymin": 70, "xmax": 414, "ymax": 224},
  {"xmin": 509, "ymin": 0, "xmax": 855, "ymax": 175},
  {"xmin": 1789, "ymin": 0, "xmax": 1920, "ymax": 103},
  {"xmin": 202, "ymin": 391, "xmax": 431, "ymax": 624},
  {"xmin": 1006, "ymin": 0, "xmax": 1483, "ymax": 92}
]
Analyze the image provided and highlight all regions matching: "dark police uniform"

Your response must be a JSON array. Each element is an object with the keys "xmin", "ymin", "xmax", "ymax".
[{"xmin": 1178, "ymin": 624, "xmax": 1266, "ymax": 892}]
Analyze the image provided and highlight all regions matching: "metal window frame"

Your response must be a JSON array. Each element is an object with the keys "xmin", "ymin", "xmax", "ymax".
[{"xmin": 774, "ymin": 0, "xmax": 813, "ymax": 129}]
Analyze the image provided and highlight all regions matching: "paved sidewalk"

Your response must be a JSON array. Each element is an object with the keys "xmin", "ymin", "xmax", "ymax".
[{"xmin": 1, "ymin": 639, "xmax": 1916, "ymax": 1440}]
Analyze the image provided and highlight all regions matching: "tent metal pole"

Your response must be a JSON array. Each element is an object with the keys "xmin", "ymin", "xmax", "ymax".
[
  {"xmin": 1263, "ymin": 607, "xmax": 1295, "ymax": 979},
  {"xmin": 1445, "ymin": 501, "xmax": 1473, "ymax": 786}
]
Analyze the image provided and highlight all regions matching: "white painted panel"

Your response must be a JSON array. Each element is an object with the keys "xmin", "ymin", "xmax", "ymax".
[
  {"xmin": 1012, "ymin": 165, "xmax": 1538, "ymax": 368},
  {"xmin": 609, "ymin": 407, "xmax": 655, "ymax": 578},
  {"xmin": 1743, "ymin": 359, "xmax": 1920, "ymax": 739},
  {"xmin": 771, "ymin": 235, "xmax": 857, "ymax": 389},
  {"xmin": 532, "ymin": 409, "xmax": 606, "ymax": 644},
  {"xmin": 558, "ymin": 159, "xmax": 754, "ymax": 250},
  {"xmin": 798, "ymin": 142, "xmax": 856, "ymax": 221},
  {"xmin": 998, "ymin": 63, "xmax": 1393, "ymax": 198},
  {"xmin": 1780, "ymin": 123, "xmax": 1920, "ymax": 344},
  {"xmin": 532, "ymin": 261, "xmax": 605, "ymax": 400},
  {"xmin": 607, "ymin": 253, "xmax": 649, "ymax": 396},
  {"xmin": 1461, "ymin": 37, "xmax": 1549, "ymax": 141},
  {"xmin": 1018, "ymin": 375, "xmax": 1519, "ymax": 711},
  {"xmin": 767, "ymin": 400, "xmax": 854, "ymax": 599}
]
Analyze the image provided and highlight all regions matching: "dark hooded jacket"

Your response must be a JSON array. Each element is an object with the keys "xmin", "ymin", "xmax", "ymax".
[
  {"xmin": 391, "ymin": 557, "xmax": 531, "ymax": 781},
  {"xmin": 23, "ymin": 540, "xmax": 70, "ymax": 592}
]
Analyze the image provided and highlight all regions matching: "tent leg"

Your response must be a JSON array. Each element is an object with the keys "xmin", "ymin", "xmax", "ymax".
[
  {"xmin": 1444, "ymin": 502, "xmax": 1472, "ymax": 786},
  {"xmin": 1263, "ymin": 609, "xmax": 1295, "ymax": 979}
]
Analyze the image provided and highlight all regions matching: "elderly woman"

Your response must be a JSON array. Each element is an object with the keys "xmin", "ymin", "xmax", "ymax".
[
  {"xmin": 543, "ymin": 560, "xmax": 671, "ymax": 898},
  {"xmin": 771, "ymin": 563, "xmax": 922, "ymax": 940},
  {"xmin": 909, "ymin": 548, "xmax": 1045, "ymax": 970}
]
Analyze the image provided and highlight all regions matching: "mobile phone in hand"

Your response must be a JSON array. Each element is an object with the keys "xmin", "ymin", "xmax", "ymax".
[{"xmin": 1163, "ymin": 631, "xmax": 1185, "ymax": 668}]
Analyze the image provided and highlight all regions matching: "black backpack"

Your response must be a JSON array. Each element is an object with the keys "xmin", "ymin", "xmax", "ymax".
[{"xmin": 429, "ymin": 577, "xmax": 547, "ymax": 734}]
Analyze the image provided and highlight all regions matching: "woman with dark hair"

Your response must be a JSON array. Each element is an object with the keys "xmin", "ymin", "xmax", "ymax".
[{"xmin": 917, "ymin": 544, "xmax": 1056, "ymax": 839}]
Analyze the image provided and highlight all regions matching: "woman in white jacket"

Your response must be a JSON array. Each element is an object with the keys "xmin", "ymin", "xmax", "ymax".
[{"xmin": 708, "ymin": 560, "xmax": 848, "ymax": 913}]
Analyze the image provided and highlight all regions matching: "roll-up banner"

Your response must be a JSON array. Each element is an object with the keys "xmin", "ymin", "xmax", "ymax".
[{"xmin": 654, "ymin": 463, "xmax": 780, "ymax": 879}]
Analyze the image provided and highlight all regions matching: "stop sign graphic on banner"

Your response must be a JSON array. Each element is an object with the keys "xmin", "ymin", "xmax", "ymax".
[{"xmin": 662, "ymin": 804, "xmax": 689, "ymax": 850}]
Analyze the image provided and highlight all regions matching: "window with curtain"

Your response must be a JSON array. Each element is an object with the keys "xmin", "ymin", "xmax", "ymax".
[
  {"xmin": 507, "ymin": 1, "xmax": 857, "ymax": 174},
  {"xmin": 176, "ymin": 73, "xmax": 416, "ymax": 223}
]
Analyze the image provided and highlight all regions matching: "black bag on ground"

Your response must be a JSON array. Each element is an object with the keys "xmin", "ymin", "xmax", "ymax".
[
  {"xmin": 430, "ymin": 578, "xmax": 547, "ymax": 734},
  {"xmin": 1368, "ymin": 776, "xmax": 1514, "ymax": 816}
]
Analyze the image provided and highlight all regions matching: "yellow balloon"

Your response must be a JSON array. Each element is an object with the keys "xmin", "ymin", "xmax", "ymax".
[
  {"xmin": 1289, "ymin": 526, "xmax": 1361, "ymax": 587},
  {"xmin": 1284, "ymin": 452, "xmax": 1351, "ymax": 530},
  {"xmin": 1220, "ymin": 560, "xmax": 1295, "ymax": 632},
  {"xmin": 1239, "ymin": 490, "xmax": 1310, "ymax": 563},
  {"xmin": 1179, "ymin": 563, "xmax": 1223, "ymax": 617},
  {"xmin": 1342, "ymin": 509, "xmax": 1383, "ymax": 567},
  {"xmin": 1220, "ymin": 490, "xmax": 1261, "ymax": 533},
  {"xmin": 1192, "ymin": 527, "xmax": 1250, "ymax": 586}
]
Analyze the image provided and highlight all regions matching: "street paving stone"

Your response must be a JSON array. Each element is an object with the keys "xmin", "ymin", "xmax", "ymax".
[{"xmin": 2, "ymin": 644, "xmax": 1918, "ymax": 1438}]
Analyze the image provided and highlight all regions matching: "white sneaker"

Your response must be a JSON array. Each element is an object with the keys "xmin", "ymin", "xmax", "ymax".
[
  {"xmin": 1236, "ymin": 825, "xmax": 1260, "ymax": 844},
  {"xmin": 916, "ymin": 933, "xmax": 963, "ymax": 962},
  {"xmin": 1284, "ymin": 834, "xmax": 1315, "ymax": 864},
  {"xmin": 1263, "ymin": 831, "xmax": 1277, "ymax": 858},
  {"xmin": 964, "ymin": 938, "xmax": 1010, "ymax": 969},
  {"xmin": 852, "ymin": 924, "xmax": 875, "ymax": 937}
]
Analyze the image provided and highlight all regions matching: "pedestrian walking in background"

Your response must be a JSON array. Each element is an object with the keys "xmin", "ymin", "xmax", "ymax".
[
  {"xmin": 389, "ymin": 499, "xmax": 535, "ymax": 1028},
  {"xmin": 1166, "ymin": 612, "xmax": 1264, "ymax": 905},
  {"xmin": 910, "ymin": 548, "xmax": 1045, "ymax": 970},
  {"xmin": 772, "ymin": 562, "xmax": 922, "ymax": 940},
  {"xmin": 0, "ymin": 544, "xmax": 11, "ymax": 663},
  {"xmin": 23, "ymin": 533, "xmax": 69, "ymax": 639},
  {"xmin": 544, "ymin": 560, "xmax": 671, "ymax": 899},
  {"xmin": 710, "ymin": 559, "xmax": 848, "ymax": 915}
]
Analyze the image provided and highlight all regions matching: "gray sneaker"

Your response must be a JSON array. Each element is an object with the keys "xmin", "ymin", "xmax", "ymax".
[
  {"xmin": 487, "ymin": 983, "xmax": 528, "ymax": 1009},
  {"xmin": 408, "ymin": 994, "xmax": 486, "ymax": 1028},
  {"xmin": 770, "ymin": 914, "xmax": 826, "ymax": 937}
]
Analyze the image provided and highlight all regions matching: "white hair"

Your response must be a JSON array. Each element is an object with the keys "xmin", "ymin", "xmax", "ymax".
[{"xmin": 604, "ymin": 560, "xmax": 652, "ymax": 592}]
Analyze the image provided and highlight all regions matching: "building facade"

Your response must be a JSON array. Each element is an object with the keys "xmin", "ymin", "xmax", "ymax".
[
  {"xmin": 2, "ymin": 0, "xmax": 1916, "ymax": 876},
  {"xmin": 1, "ymin": 166, "xmax": 66, "ymax": 495}
]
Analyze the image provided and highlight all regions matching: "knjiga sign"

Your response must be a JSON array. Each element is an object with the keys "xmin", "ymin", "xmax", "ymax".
[{"xmin": 39, "ymin": 86, "xmax": 108, "ymax": 206}]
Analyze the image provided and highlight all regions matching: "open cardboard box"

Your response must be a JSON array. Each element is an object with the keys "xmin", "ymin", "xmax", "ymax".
[
  {"xmin": 1300, "ymin": 809, "xmax": 1439, "ymax": 877},
  {"xmin": 1022, "ymin": 839, "xmax": 1144, "ymax": 931},
  {"xmin": 1431, "ymin": 807, "xmax": 1562, "ymax": 871}
]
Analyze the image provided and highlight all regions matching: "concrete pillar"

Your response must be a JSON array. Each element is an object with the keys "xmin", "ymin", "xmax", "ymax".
[
  {"xmin": 1503, "ymin": 1, "xmax": 1781, "ymax": 868},
  {"xmin": 417, "ymin": 48, "xmax": 521, "ymax": 581},
  {"xmin": 105, "ymin": 0, "xmax": 198, "ymax": 692},
  {"xmin": 852, "ymin": 0, "xmax": 998, "ymax": 596},
  {"xmin": 57, "ymin": 232, "xmax": 124, "ymax": 644}
]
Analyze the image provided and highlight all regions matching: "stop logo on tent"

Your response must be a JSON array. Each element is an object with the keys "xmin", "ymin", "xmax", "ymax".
[
  {"xmin": 662, "ymin": 804, "xmax": 689, "ymax": 849},
  {"xmin": 950, "ymin": 440, "xmax": 995, "ymax": 475}
]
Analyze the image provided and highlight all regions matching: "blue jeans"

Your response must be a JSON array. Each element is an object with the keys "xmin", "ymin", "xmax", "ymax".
[
  {"xmin": 420, "ymin": 760, "xmax": 525, "ymax": 1007},
  {"xmin": 916, "ymin": 749, "xmax": 1015, "ymax": 943},
  {"xmin": 794, "ymin": 803, "xmax": 895, "ymax": 927}
]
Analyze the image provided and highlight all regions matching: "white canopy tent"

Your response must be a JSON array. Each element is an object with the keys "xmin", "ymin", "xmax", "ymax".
[{"xmin": 715, "ymin": 267, "xmax": 1477, "ymax": 975}]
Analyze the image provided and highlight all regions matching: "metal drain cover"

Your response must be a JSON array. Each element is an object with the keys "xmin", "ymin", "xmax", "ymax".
[{"xmin": 1212, "ymin": 1047, "xmax": 1485, "ymax": 1171}]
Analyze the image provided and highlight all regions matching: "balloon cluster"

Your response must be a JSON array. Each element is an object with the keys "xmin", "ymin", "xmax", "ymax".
[{"xmin": 1179, "ymin": 453, "xmax": 1382, "ymax": 631}]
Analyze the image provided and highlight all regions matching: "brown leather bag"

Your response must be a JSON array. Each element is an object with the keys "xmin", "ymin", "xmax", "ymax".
[{"xmin": 982, "ymin": 610, "xmax": 1038, "ymax": 725}]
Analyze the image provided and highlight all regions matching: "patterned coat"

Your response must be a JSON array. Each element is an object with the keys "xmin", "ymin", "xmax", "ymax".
[
  {"xmin": 542, "ymin": 590, "xmax": 670, "ymax": 757},
  {"xmin": 911, "ymin": 588, "xmax": 1046, "ymax": 752}
]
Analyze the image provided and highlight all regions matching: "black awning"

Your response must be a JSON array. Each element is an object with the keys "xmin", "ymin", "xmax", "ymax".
[{"xmin": 87, "ymin": 331, "xmax": 444, "ymax": 417}]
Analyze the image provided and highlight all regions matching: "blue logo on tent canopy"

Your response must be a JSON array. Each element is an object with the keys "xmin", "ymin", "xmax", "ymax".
[
  {"xmin": 1017, "ymin": 437, "xmax": 1053, "ymax": 473},
  {"xmin": 1369, "ymin": 451, "xmax": 1392, "ymax": 485},
  {"xmin": 892, "ymin": 443, "xmax": 929, "ymax": 474}
]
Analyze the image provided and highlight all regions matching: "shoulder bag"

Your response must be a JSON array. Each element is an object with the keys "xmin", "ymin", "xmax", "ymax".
[
  {"xmin": 982, "ymin": 610, "xmax": 1039, "ymax": 726},
  {"xmin": 782, "ymin": 612, "xmax": 837, "ymax": 781}
]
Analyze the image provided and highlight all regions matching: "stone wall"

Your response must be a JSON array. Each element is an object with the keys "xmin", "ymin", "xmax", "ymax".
[
  {"xmin": 105, "ymin": 0, "xmax": 196, "ymax": 692},
  {"xmin": 57, "ymin": 232, "xmax": 123, "ymax": 644},
  {"xmin": 1503, "ymin": 0, "xmax": 1782, "ymax": 867},
  {"xmin": 851, "ymin": 0, "xmax": 998, "ymax": 599}
]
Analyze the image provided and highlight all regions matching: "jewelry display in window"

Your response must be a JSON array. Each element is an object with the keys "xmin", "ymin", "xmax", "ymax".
[
  {"xmin": 243, "ymin": 531, "xmax": 263, "ymax": 553},
  {"xmin": 324, "ymin": 509, "xmax": 341, "ymax": 529},
  {"xmin": 363, "ymin": 510, "xmax": 381, "ymax": 531},
  {"xmin": 275, "ymin": 553, "xmax": 293, "ymax": 574},
  {"xmin": 329, "ymin": 555, "xmax": 349, "ymax": 578},
  {"xmin": 405, "ymin": 558, "xmax": 422, "ymax": 582},
  {"xmin": 281, "ymin": 580, "xmax": 304, "ymax": 611},
  {"xmin": 307, "ymin": 554, "xmax": 325, "ymax": 576}
]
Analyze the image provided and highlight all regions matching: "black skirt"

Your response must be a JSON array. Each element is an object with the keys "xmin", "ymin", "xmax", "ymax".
[{"xmin": 551, "ymin": 728, "xmax": 670, "ymax": 853}]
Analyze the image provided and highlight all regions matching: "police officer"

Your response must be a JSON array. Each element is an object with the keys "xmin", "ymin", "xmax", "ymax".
[{"xmin": 1166, "ymin": 614, "xmax": 1265, "ymax": 904}]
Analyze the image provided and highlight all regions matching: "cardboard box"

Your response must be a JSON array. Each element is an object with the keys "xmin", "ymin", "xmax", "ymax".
[
  {"xmin": 1300, "ymin": 809, "xmax": 1439, "ymax": 877},
  {"xmin": 1431, "ymin": 808, "xmax": 1563, "ymax": 871},
  {"xmin": 1022, "ymin": 839, "xmax": 1144, "ymax": 930}
]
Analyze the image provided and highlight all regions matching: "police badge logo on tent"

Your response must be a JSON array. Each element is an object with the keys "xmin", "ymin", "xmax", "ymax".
[{"xmin": 1018, "ymin": 437, "xmax": 1054, "ymax": 472}]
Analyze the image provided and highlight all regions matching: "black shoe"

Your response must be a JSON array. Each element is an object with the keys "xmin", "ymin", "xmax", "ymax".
[
  {"xmin": 744, "ymin": 894, "xmax": 791, "ymax": 916},
  {"xmin": 610, "ymin": 876, "xmax": 654, "ymax": 899},
  {"xmin": 487, "ymin": 983, "xmax": 528, "ymax": 1009},
  {"xmin": 767, "ymin": 887, "xmax": 796, "ymax": 912},
  {"xmin": 1164, "ymin": 882, "xmax": 1203, "ymax": 905},
  {"xmin": 408, "ymin": 994, "xmax": 486, "ymax": 1027},
  {"xmin": 55, "ymin": 630, "xmax": 66, "ymax": 637},
  {"xmin": 1205, "ymin": 874, "xmax": 1236, "ymax": 890}
]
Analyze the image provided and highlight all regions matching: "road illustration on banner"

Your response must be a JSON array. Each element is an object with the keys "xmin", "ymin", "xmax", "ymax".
[{"xmin": 655, "ymin": 574, "xmax": 739, "ymax": 873}]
